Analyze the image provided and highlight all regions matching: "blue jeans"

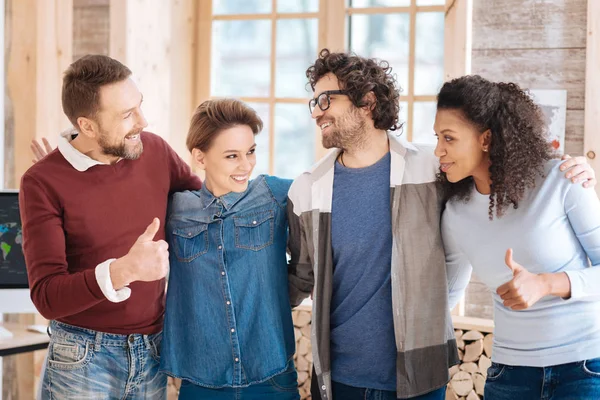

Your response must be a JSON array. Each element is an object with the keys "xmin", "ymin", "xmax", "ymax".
[
  {"xmin": 40, "ymin": 320, "xmax": 166, "ymax": 400},
  {"xmin": 178, "ymin": 359, "xmax": 300, "ymax": 400},
  {"xmin": 312, "ymin": 380, "xmax": 445, "ymax": 400},
  {"xmin": 484, "ymin": 359, "xmax": 600, "ymax": 400}
]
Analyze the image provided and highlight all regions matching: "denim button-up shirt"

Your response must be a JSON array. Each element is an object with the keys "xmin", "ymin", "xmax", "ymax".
[{"xmin": 160, "ymin": 175, "xmax": 296, "ymax": 388}]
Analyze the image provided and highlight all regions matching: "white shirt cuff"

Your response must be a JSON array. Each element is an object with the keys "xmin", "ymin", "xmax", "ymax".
[{"xmin": 95, "ymin": 259, "xmax": 132, "ymax": 303}]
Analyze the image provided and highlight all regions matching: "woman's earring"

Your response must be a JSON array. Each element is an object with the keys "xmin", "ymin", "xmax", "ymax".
[{"xmin": 483, "ymin": 147, "xmax": 488, "ymax": 152}]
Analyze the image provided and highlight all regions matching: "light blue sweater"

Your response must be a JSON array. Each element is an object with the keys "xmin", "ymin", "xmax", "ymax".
[{"xmin": 443, "ymin": 159, "xmax": 600, "ymax": 367}]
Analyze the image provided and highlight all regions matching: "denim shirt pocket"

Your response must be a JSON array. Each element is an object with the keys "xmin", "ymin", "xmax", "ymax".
[
  {"xmin": 172, "ymin": 223, "xmax": 209, "ymax": 262},
  {"xmin": 233, "ymin": 209, "xmax": 274, "ymax": 251}
]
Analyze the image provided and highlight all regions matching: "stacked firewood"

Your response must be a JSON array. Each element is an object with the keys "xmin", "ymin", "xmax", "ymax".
[
  {"xmin": 446, "ymin": 329, "xmax": 494, "ymax": 400},
  {"xmin": 293, "ymin": 305, "xmax": 313, "ymax": 399}
]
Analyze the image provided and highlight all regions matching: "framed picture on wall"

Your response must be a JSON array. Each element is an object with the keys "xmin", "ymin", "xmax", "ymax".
[{"xmin": 528, "ymin": 89, "xmax": 567, "ymax": 155}]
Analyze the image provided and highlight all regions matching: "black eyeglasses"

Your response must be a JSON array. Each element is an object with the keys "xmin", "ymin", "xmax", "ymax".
[{"xmin": 308, "ymin": 90, "xmax": 347, "ymax": 114}]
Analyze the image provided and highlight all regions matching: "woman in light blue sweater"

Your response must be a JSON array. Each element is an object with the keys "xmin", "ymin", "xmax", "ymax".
[{"xmin": 436, "ymin": 75, "xmax": 600, "ymax": 400}]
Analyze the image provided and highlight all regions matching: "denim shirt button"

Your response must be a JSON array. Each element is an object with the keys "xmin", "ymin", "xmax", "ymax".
[
  {"xmin": 218, "ymin": 245, "xmax": 222, "ymax": 250},
  {"xmin": 234, "ymin": 358, "xmax": 239, "ymax": 362},
  {"xmin": 231, "ymin": 328, "xmax": 235, "ymax": 333},
  {"xmin": 226, "ymin": 301, "xmax": 231, "ymax": 305},
  {"xmin": 221, "ymin": 271, "xmax": 225, "ymax": 276},
  {"xmin": 252, "ymin": 220, "xmax": 257, "ymax": 225},
  {"xmin": 187, "ymin": 232, "xmax": 192, "ymax": 237}
]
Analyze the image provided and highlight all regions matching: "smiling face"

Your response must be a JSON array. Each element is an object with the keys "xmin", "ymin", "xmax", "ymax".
[
  {"xmin": 310, "ymin": 73, "xmax": 368, "ymax": 150},
  {"xmin": 433, "ymin": 108, "xmax": 491, "ymax": 184},
  {"xmin": 193, "ymin": 125, "xmax": 257, "ymax": 197},
  {"xmin": 92, "ymin": 78, "xmax": 147, "ymax": 160}
]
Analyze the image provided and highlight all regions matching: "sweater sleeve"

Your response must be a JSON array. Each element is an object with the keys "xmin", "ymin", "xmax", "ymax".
[
  {"xmin": 286, "ymin": 196, "xmax": 314, "ymax": 308},
  {"xmin": 441, "ymin": 209, "xmax": 473, "ymax": 310},
  {"xmin": 19, "ymin": 173, "xmax": 107, "ymax": 320},
  {"xmin": 162, "ymin": 139, "xmax": 202, "ymax": 192},
  {"xmin": 562, "ymin": 181, "xmax": 600, "ymax": 301}
]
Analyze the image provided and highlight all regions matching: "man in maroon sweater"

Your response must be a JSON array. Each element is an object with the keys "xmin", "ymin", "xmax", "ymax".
[{"xmin": 19, "ymin": 55, "xmax": 202, "ymax": 399}]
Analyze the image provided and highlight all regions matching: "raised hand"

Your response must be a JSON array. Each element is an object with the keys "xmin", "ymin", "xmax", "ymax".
[
  {"xmin": 31, "ymin": 138, "xmax": 53, "ymax": 163},
  {"xmin": 496, "ymin": 249, "xmax": 549, "ymax": 310},
  {"xmin": 560, "ymin": 154, "xmax": 596, "ymax": 188}
]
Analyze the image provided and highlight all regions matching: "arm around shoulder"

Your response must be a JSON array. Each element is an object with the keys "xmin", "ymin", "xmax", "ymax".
[
  {"xmin": 562, "ymin": 177, "xmax": 600, "ymax": 301},
  {"xmin": 158, "ymin": 135, "xmax": 202, "ymax": 192},
  {"xmin": 441, "ymin": 208, "xmax": 473, "ymax": 310},
  {"xmin": 286, "ymin": 179, "xmax": 314, "ymax": 307}
]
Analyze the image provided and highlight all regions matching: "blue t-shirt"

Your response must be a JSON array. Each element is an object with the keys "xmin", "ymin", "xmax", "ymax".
[{"xmin": 330, "ymin": 152, "xmax": 396, "ymax": 390}]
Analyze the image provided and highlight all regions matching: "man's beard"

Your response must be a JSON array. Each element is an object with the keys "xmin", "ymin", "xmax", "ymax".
[
  {"xmin": 321, "ymin": 107, "xmax": 368, "ymax": 151},
  {"xmin": 98, "ymin": 128, "xmax": 144, "ymax": 160}
]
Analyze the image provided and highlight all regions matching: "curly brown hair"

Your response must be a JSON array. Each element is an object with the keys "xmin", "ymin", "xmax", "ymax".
[
  {"xmin": 436, "ymin": 75, "xmax": 554, "ymax": 219},
  {"xmin": 306, "ymin": 48, "xmax": 402, "ymax": 131}
]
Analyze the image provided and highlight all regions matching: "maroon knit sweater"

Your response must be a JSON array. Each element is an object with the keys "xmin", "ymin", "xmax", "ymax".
[{"xmin": 19, "ymin": 132, "xmax": 202, "ymax": 334}]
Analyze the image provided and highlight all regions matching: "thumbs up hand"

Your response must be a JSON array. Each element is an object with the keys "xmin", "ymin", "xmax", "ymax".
[
  {"xmin": 110, "ymin": 218, "xmax": 170, "ymax": 288},
  {"xmin": 496, "ymin": 249, "xmax": 549, "ymax": 310}
]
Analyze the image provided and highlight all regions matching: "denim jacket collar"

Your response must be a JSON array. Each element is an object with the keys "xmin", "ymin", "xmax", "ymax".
[{"xmin": 198, "ymin": 184, "xmax": 246, "ymax": 211}]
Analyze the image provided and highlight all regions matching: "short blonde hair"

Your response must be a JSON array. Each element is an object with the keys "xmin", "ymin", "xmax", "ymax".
[{"xmin": 186, "ymin": 99, "xmax": 263, "ymax": 152}]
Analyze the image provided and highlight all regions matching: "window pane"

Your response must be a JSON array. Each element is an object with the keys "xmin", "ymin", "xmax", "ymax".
[
  {"xmin": 274, "ymin": 104, "xmax": 315, "ymax": 178},
  {"xmin": 348, "ymin": 14, "xmax": 410, "ymax": 93},
  {"xmin": 276, "ymin": 19, "xmax": 317, "ymax": 98},
  {"xmin": 416, "ymin": 0, "xmax": 445, "ymax": 5},
  {"xmin": 278, "ymin": 0, "xmax": 318, "ymax": 12},
  {"xmin": 213, "ymin": 0, "xmax": 271, "ymax": 15},
  {"xmin": 212, "ymin": 20, "xmax": 271, "ymax": 97},
  {"xmin": 412, "ymin": 102, "xmax": 437, "ymax": 144},
  {"xmin": 414, "ymin": 12, "xmax": 444, "ymax": 95},
  {"xmin": 348, "ymin": 0, "xmax": 410, "ymax": 7},
  {"xmin": 247, "ymin": 103, "xmax": 271, "ymax": 177}
]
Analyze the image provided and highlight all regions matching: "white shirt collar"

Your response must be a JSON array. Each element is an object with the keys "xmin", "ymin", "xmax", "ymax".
[{"xmin": 57, "ymin": 129, "xmax": 110, "ymax": 172}]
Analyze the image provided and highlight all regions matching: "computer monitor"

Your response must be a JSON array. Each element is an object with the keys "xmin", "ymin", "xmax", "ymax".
[{"xmin": 0, "ymin": 190, "xmax": 36, "ymax": 313}]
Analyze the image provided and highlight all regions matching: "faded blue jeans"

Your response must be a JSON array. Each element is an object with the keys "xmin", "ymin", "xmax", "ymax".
[
  {"xmin": 39, "ymin": 320, "xmax": 166, "ymax": 400},
  {"xmin": 484, "ymin": 359, "xmax": 600, "ymax": 400}
]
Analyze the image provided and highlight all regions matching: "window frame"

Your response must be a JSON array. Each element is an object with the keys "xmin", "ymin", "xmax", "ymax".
[{"xmin": 195, "ymin": 0, "xmax": 471, "ymax": 173}]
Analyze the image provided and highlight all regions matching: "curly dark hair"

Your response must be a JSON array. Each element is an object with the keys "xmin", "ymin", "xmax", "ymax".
[
  {"xmin": 306, "ymin": 48, "xmax": 402, "ymax": 131},
  {"xmin": 436, "ymin": 75, "xmax": 554, "ymax": 219}
]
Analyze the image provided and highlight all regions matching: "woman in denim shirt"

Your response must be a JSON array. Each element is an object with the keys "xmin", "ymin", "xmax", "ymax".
[{"xmin": 160, "ymin": 99, "xmax": 299, "ymax": 400}]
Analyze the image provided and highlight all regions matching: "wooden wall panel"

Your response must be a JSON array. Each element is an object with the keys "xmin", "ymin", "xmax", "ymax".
[
  {"xmin": 6, "ymin": 0, "xmax": 73, "ymax": 189},
  {"xmin": 471, "ymin": 48, "xmax": 586, "ymax": 110},
  {"xmin": 565, "ymin": 109, "xmax": 584, "ymax": 155},
  {"xmin": 73, "ymin": 0, "xmax": 109, "ymax": 61},
  {"xmin": 472, "ymin": 0, "xmax": 587, "ymax": 50},
  {"xmin": 444, "ymin": 0, "xmax": 472, "ymax": 81},
  {"xmin": 584, "ymin": 0, "xmax": 600, "ymax": 195}
]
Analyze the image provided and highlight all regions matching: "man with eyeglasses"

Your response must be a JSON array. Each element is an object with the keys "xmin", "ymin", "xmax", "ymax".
[{"xmin": 286, "ymin": 49, "xmax": 597, "ymax": 400}]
